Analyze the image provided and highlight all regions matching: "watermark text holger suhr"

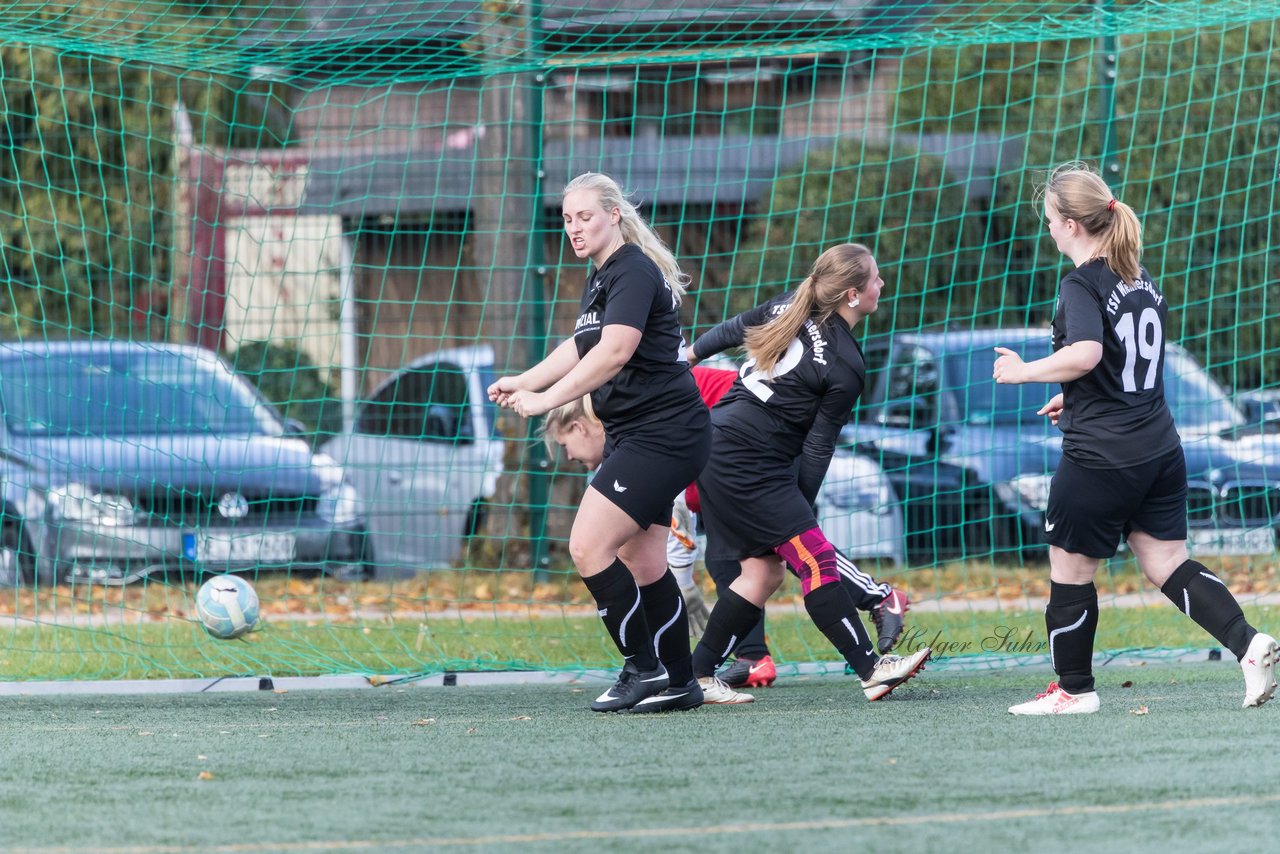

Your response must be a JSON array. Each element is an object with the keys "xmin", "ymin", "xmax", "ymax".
[{"xmin": 896, "ymin": 625, "xmax": 1048, "ymax": 657}]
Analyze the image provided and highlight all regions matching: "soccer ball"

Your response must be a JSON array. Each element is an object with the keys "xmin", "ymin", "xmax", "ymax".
[{"xmin": 195, "ymin": 574, "xmax": 260, "ymax": 640}]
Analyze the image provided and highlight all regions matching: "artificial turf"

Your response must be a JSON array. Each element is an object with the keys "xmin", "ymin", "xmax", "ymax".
[
  {"xmin": 2, "ymin": 661, "xmax": 1279, "ymax": 852},
  {"xmin": 4, "ymin": 605, "xmax": 1279, "ymax": 680}
]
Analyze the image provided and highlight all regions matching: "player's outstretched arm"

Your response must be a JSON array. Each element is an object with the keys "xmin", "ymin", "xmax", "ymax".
[
  {"xmin": 690, "ymin": 293, "xmax": 792, "ymax": 362},
  {"xmin": 992, "ymin": 341, "xmax": 1101, "ymax": 385}
]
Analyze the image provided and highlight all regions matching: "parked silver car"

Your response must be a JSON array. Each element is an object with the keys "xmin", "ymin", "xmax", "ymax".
[
  {"xmin": 0, "ymin": 341, "xmax": 371, "ymax": 586},
  {"xmin": 320, "ymin": 345, "xmax": 505, "ymax": 574},
  {"xmin": 1237, "ymin": 389, "xmax": 1280, "ymax": 428},
  {"xmin": 817, "ymin": 449, "xmax": 905, "ymax": 565}
]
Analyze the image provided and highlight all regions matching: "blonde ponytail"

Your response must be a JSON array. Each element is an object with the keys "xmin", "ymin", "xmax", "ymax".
[
  {"xmin": 745, "ymin": 277, "xmax": 819, "ymax": 376},
  {"xmin": 1042, "ymin": 161, "xmax": 1143, "ymax": 284},
  {"xmin": 745, "ymin": 243, "xmax": 874, "ymax": 375}
]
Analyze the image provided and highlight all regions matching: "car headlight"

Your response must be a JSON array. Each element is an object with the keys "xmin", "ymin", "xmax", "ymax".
[
  {"xmin": 821, "ymin": 455, "xmax": 896, "ymax": 516},
  {"xmin": 47, "ymin": 482, "xmax": 140, "ymax": 526},
  {"xmin": 316, "ymin": 482, "xmax": 361, "ymax": 525},
  {"xmin": 1008, "ymin": 473, "xmax": 1053, "ymax": 512}
]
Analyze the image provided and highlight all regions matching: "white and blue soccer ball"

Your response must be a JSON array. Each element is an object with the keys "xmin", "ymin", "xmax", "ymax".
[{"xmin": 195, "ymin": 574, "xmax": 260, "ymax": 640}]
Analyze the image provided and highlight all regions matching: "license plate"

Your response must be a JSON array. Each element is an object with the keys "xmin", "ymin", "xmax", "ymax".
[
  {"xmin": 183, "ymin": 532, "xmax": 296, "ymax": 563},
  {"xmin": 1188, "ymin": 527, "xmax": 1275, "ymax": 556}
]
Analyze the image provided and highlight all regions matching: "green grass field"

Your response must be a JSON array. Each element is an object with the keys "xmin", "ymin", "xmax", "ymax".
[
  {"xmin": 4, "ymin": 604, "xmax": 1278, "ymax": 680},
  {"xmin": 2, "ymin": 662, "xmax": 1278, "ymax": 852}
]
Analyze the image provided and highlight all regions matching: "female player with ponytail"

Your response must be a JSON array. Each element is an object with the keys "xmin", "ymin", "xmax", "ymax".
[
  {"xmin": 995, "ymin": 162, "xmax": 1276, "ymax": 714},
  {"xmin": 687, "ymin": 243, "xmax": 931, "ymax": 703}
]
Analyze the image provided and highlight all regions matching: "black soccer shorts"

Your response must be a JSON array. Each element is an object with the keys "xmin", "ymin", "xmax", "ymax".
[
  {"xmin": 697, "ymin": 428, "xmax": 818, "ymax": 561},
  {"xmin": 1044, "ymin": 445, "xmax": 1188, "ymax": 558},
  {"xmin": 594, "ymin": 422, "xmax": 711, "ymax": 529}
]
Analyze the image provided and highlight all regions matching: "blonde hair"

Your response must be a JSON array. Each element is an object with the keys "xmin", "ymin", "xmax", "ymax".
[
  {"xmin": 1040, "ymin": 161, "xmax": 1143, "ymax": 284},
  {"xmin": 562, "ymin": 172, "xmax": 690, "ymax": 302},
  {"xmin": 540, "ymin": 394, "xmax": 599, "ymax": 456},
  {"xmin": 744, "ymin": 243, "xmax": 875, "ymax": 375}
]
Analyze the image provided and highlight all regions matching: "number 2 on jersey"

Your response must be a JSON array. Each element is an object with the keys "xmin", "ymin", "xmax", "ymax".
[
  {"xmin": 740, "ymin": 338, "xmax": 805, "ymax": 402},
  {"xmin": 1114, "ymin": 307, "xmax": 1162, "ymax": 392}
]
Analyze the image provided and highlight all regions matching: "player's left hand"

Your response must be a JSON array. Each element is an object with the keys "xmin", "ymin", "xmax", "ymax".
[
  {"xmin": 992, "ymin": 347, "xmax": 1027, "ymax": 384},
  {"xmin": 507, "ymin": 390, "xmax": 551, "ymax": 418},
  {"xmin": 1038, "ymin": 392, "xmax": 1065, "ymax": 425},
  {"xmin": 487, "ymin": 375, "xmax": 523, "ymax": 408}
]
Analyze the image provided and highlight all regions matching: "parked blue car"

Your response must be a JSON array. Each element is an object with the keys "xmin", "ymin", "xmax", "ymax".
[
  {"xmin": 0, "ymin": 341, "xmax": 372, "ymax": 585},
  {"xmin": 842, "ymin": 328, "xmax": 1278, "ymax": 565}
]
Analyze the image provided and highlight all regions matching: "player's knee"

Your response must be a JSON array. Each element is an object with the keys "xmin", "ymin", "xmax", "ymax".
[
  {"xmin": 774, "ymin": 527, "xmax": 841, "ymax": 595},
  {"xmin": 1129, "ymin": 532, "xmax": 1188, "ymax": 587},
  {"xmin": 1140, "ymin": 551, "xmax": 1188, "ymax": 588},
  {"xmin": 733, "ymin": 560, "xmax": 784, "ymax": 604},
  {"xmin": 568, "ymin": 534, "xmax": 609, "ymax": 575}
]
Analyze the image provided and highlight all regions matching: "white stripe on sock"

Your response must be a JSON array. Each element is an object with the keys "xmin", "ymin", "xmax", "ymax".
[
  {"xmin": 618, "ymin": 589, "xmax": 641, "ymax": 648},
  {"xmin": 835, "ymin": 551, "xmax": 891, "ymax": 599},
  {"xmin": 1048, "ymin": 609, "xmax": 1090, "ymax": 673},
  {"xmin": 651, "ymin": 595, "xmax": 683, "ymax": 657}
]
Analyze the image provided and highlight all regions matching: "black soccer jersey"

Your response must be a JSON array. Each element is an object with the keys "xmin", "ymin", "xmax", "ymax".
[
  {"xmin": 696, "ymin": 293, "xmax": 866, "ymax": 504},
  {"xmin": 573, "ymin": 243, "xmax": 703, "ymax": 436},
  {"xmin": 1051, "ymin": 258, "xmax": 1180, "ymax": 468}
]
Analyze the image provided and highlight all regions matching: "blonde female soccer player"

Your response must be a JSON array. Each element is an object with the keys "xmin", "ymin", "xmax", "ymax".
[
  {"xmin": 995, "ymin": 162, "xmax": 1277, "ymax": 714},
  {"xmin": 688, "ymin": 243, "xmax": 931, "ymax": 703},
  {"xmin": 489, "ymin": 172, "xmax": 709, "ymax": 713}
]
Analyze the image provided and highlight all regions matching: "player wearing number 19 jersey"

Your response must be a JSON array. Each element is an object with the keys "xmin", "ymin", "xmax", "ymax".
[
  {"xmin": 995, "ymin": 162, "xmax": 1275, "ymax": 715},
  {"xmin": 689, "ymin": 244, "xmax": 931, "ymax": 703},
  {"xmin": 1051, "ymin": 258, "xmax": 1179, "ymax": 470}
]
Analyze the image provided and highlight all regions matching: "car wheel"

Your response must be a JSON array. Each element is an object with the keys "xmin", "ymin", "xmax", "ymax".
[
  {"xmin": 465, "ymin": 498, "xmax": 489, "ymax": 538},
  {"xmin": 324, "ymin": 535, "xmax": 377, "ymax": 582},
  {"xmin": 961, "ymin": 490, "xmax": 997, "ymax": 560},
  {"xmin": 0, "ymin": 519, "xmax": 37, "ymax": 587}
]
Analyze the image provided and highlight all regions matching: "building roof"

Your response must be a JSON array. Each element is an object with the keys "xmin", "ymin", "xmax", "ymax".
[
  {"xmin": 294, "ymin": 131, "xmax": 1017, "ymax": 217},
  {"xmin": 237, "ymin": 0, "xmax": 935, "ymax": 77},
  {"xmin": 242, "ymin": 0, "xmax": 902, "ymax": 43}
]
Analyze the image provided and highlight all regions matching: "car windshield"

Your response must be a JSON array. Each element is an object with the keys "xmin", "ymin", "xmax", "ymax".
[
  {"xmin": 944, "ymin": 338, "xmax": 1242, "ymax": 432},
  {"xmin": 0, "ymin": 349, "xmax": 280, "ymax": 437}
]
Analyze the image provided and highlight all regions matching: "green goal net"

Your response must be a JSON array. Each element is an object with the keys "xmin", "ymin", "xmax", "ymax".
[{"xmin": 1, "ymin": 0, "xmax": 1278, "ymax": 681}]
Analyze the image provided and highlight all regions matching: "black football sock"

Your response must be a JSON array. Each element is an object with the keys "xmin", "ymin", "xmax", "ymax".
[
  {"xmin": 733, "ymin": 619, "xmax": 771, "ymax": 661},
  {"xmin": 639, "ymin": 569, "xmax": 693, "ymax": 684},
  {"xmin": 1160, "ymin": 559, "xmax": 1257, "ymax": 660},
  {"xmin": 692, "ymin": 587, "xmax": 763, "ymax": 679},
  {"xmin": 803, "ymin": 581, "xmax": 877, "ymax": 680},
  {"xmin": 705, "ymin": 557, "xmax": 769, "ymax": 659},
  {"xmin": 581, "ymin": 558, "xmax": 659, "ymax": 671},
  {"xmin": 1046, "ymin": 581, "xmax": 1098, "ymax": 694}
]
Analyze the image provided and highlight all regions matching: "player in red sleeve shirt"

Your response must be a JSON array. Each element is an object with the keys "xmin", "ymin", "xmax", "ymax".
[
  {"xmin": 547, "ymin": 365, "xmax": 910, "ymax": 695},
  {"xmin": 673, "ymin": 367, "xmax": 909, "ymax": 691}
]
